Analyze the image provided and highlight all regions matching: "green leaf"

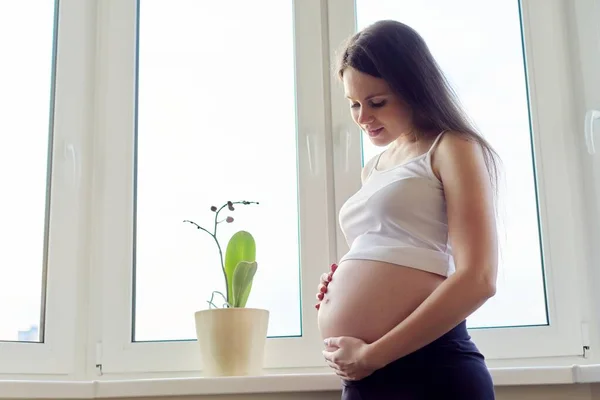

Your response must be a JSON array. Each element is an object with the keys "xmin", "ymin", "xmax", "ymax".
[
  {"xmin": 232, "ymin": 261, "xmax": 257, "ymax": 308},
  {"xmin": 224, "ymin": 231, "xmax": 256, "ymax": 304}
]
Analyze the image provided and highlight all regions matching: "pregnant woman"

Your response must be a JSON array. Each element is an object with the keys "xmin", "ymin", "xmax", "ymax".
[{"xmin": 316, "ymin": 20, "xmax": 499, "ymax": 399}]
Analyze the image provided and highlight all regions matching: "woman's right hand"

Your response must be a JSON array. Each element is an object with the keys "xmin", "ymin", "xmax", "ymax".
[{"xmin": 315, "ymin": 263, "xmax": 337, "ymax": 310}]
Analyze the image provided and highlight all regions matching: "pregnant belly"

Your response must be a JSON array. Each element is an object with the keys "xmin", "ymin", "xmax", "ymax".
[{"xmin": 317, "ymin": 259, "xmax": 445, "ymax": 344}]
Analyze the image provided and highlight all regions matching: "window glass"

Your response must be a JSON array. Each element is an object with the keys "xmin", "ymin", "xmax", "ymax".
[{"xmin": 134, "ymin": 0, "xmax": 301, "ymax": 341}]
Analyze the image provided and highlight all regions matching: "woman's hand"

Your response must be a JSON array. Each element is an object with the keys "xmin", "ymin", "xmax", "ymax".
[
  {"xmin": 322, "ymin": 336, "xmax": 379, "ymax": 381},
  {"xmin": 315, "ymin": 263, "xmax": 337, "ymax": 310}
]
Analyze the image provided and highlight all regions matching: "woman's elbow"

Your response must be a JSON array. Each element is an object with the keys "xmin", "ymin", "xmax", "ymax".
[
  {"xmin": 482, "ymin": 279, "xmax": 496, "ymax": 298},
  {"xmin": 478, "ymin": 268, "xmax": 497, "ymax": 299},
  {"xmin": 458, "ymin": 266, "xmax": 497, "ymax": 299}
]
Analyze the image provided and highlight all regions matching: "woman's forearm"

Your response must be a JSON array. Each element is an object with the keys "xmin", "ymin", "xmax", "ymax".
[{"xmin": 365, "ymin": 270, "xmax": 495, "ymax": 369}]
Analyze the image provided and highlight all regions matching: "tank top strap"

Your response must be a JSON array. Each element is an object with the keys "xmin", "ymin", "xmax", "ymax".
[
  {"xmin": 423, "ymin": 130, "xmax": 448, "ymax": 180},
  {"xmin": 426, "ymin": 130, "xmax": 448, "ymax": 156}
]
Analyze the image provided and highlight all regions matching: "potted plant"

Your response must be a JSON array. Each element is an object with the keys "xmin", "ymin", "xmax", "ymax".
[{"xmin": 184, "ymin": 200, "xmax": 269, "ymax": 377}]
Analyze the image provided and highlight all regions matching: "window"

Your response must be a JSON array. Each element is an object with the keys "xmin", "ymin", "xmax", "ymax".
[
  {"xmin": 133, "ymin": 0, "xmax": 301, "ymax": 342},
  {"xmin": 97, "ymin": 0, "xmax": 332, "ymax": 373},
  {"xmin": 0, "ymin": 0, "xmax": 92, "ymax": 375},
  {"xmin": 329, "ymin": 0, "xmax": 586, "ymax": 360}
]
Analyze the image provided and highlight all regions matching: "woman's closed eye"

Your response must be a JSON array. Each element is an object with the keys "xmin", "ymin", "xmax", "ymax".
[
  {"xmin": 369, "ymin": 100, "xmax": 386, "ymax": 108},
  {"xmin": 349, "ymin": 100, "xmax": 387, "ymax": 109}
]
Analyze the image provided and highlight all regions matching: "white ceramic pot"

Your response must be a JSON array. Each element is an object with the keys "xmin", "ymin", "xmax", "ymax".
[{"xmin": 194, "ymin": 308, "xmax": 269, "ymax": 377}]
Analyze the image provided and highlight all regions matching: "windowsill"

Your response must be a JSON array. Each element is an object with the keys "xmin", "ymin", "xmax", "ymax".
[{"xmin": 2, "ymin": 365, "xmax": 600, "ymax": 399}]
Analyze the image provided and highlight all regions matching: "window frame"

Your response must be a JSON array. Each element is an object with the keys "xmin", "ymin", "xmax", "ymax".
[
  {"xmin": 569, "ymin": 0, "xmax": 600, "ymax": 361},
  {"xmin": 0, "ymin": 0, "xmax": 97, "ymax": 376},
  {"xmin": 93, "ymin": 0, "xmax": 338, "ymax": 374},
  {"xmin": 327, "ymin": 0, "xmax": 589, "ymax": 361}
]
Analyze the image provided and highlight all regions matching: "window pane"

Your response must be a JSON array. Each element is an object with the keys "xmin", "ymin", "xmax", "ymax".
[
  {"xmin": 134, "ymin": 0, "xmax": 300, "ymax": 341},
  {"xmin": 0, "ymin": 1, "xmax": 55, "ymax": 342},
  {"xmin": 357, "ymin": 0, "xmax": 548, "ymax": 328}
]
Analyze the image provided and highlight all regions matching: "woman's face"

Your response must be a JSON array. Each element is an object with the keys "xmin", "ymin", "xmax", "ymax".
[{"xmin": 342, "ymin": 67, "xmax": 413, "ymax": 147}]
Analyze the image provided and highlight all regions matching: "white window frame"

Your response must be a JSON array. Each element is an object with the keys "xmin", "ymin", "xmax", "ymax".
[
  {"xmin": 0, "ymin": 0, "xmax": 95, "ymax": 376},
  {"xmin": 93, "ymin": 0, "xmax": 338, "ymax": 374},
  {"xmin": 327, "ymin": 0, "xmax": 589, "ymax": 361},
  {"xmin": 570, "ymin": 0, "xmax": 600, "ymax": 360}
]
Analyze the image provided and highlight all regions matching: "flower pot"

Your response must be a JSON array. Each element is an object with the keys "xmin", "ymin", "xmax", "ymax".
[{"xmin": 194, "ymin": 308, "xmax": 269, "ymax": 377}]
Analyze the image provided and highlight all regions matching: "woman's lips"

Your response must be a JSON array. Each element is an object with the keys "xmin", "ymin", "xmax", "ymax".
[{"xmin": 367, "ymin": 127, "xmax": 384, "ymax": 137}]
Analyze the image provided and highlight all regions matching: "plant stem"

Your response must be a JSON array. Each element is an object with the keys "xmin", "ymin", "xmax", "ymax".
[
  {"xmin": 182, "ymin": 220, "xmax": 214, "ymax": 238},
  {"xmin": 213, "ymin": 205, "xmax": 229, "ymax": 303},
  {"xmin": 184, "ymin": 218, "xmax": 230, "ymax": 304}
]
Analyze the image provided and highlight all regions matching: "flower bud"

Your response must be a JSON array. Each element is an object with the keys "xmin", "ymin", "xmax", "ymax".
[
  {"xmin": 210, "ymin": 206, "xmax": 217, "ymax": 212},
  {"xmin": 226, "ymin": 216, "xmax": 234, "ymax": 223},
  {"xmin": 227, "ymin": 201, "xmax": 235, "ymax": 211}
]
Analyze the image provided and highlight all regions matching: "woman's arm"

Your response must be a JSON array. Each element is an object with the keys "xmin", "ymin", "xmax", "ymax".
[{"xmin": 364, "ymin": 133, "xmax": 499, "ymax": 369}]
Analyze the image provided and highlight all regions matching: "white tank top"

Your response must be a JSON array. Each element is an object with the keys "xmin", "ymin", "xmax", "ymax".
[{"xmin": 338, "ymin": 131, "xmax": 455, "ymax": 277}]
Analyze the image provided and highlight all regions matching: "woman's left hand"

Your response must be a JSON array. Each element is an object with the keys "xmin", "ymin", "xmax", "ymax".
[{"xmin": 322, "ymin": 336, "xmax": 380, "ymax": 381}]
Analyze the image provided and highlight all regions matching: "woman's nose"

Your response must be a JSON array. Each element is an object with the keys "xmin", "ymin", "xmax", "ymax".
[{"xmin": 357, "ymin": 108, "xmax": 374, "ymax": 125}]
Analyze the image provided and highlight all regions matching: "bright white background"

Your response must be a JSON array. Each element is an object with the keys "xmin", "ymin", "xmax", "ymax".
[{"xmin": 0, "ymin": 0, "xmax": 55, "ymax": 342}]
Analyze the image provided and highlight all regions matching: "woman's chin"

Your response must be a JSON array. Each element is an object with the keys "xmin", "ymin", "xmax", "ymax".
[{"xmin": 367, "ymin": 134, "xmax": 392, "ymax": 147}]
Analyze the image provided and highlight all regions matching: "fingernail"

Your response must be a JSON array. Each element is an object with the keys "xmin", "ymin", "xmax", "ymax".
[
  {"xmin": 315, "ymin": 303, "xmax": 320, "ymax": 310},
  {"xmin": 331, "ymin": 263, "xmax": 338, "ymax": 272}
]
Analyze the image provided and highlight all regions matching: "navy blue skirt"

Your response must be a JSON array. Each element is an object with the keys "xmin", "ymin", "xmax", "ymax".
[{"xmin": 341, "ymin": 321, "xmax": 495, "ymax": 399}]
